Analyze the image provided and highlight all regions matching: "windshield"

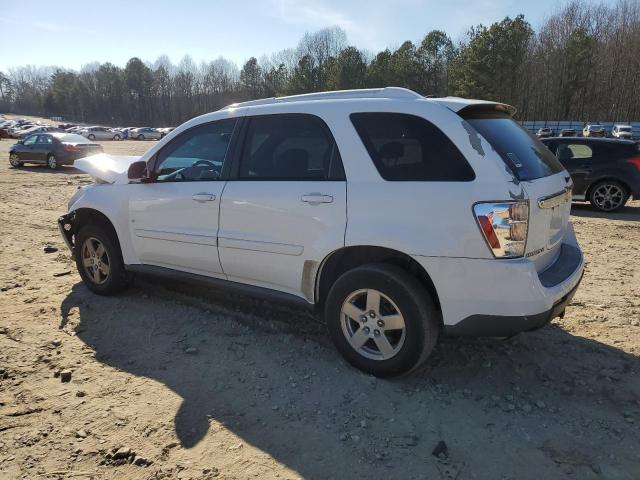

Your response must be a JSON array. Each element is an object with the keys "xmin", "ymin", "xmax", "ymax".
[{"xmin": 464, "ymin": 114, "xmax": 564, "ymax": 181}]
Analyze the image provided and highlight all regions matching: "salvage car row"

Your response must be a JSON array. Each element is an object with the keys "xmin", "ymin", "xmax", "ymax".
[{"xmin": 0, "ymin": 117, "xmax": 173, "ymax": 141}]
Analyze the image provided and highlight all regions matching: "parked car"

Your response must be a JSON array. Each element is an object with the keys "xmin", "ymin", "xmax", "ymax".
[
  {"xmin": 78, "ymin": 126, "xmax": 122, "ymax": 141},
  {"xmin": 536, "ymin": 127, "xmax": 553, "ymax": 138},
  {"xmin": 559, "ymin": 128, "xmax": 577, "ymax": 137},
  {"xmin": 541, "ymin": 137, "xmax": 640, "ymax": 212},
  {"xmin": 130, "ymin": 127, "xmax": 162, "ymax": 140},
  {"xmin": 58, "ymin": 123, "xmax": 77, "ymax": 130},
  {"xmin": 611, "ymin": 124, "xmax": 633, "ymax": 139},
  {"xmin": 13, "ymin": 125, "xmax": 56, "ymax": 139},
  {"xmin": 156, "ymin": 127, "xmax": 175, "ymax": 138},
  {"xmin": 583, "ymin": 124, "xmax": 606, "ymax": 137},
  {"xmin": 58, "ymin": 87, "xmax": 584, "ymax": 377},
  {"xmin": 9, "ymin": 124, "xmax": 38, "ymax": 138},
  {"xmin": 9, "ymin": 133, "xmax": 103, "ymax": 169}
]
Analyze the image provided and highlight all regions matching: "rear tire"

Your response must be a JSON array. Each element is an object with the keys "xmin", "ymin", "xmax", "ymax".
[
  {"xmin": 325, "ymin": 263, "xmax": 440, "ymax": 377},
  {"xmin": 88, "ymin": 134, "xmax": 95, "ymax": 140},
  {"xmin": 138, "ymin": 134, "xmax": 145, "ymax": 140},
  {"xmin": 589, "ymin": 180, "xmax": 629, "ymax": 212},
  {"xmin": 47, "ymin": 154, "xmax": 57, "ymax": 170},
  {"xmin": 75, "ymin": 224, "xmax": 133, "ymax": 296},
  {"xmin": 113, "ymin": 134, "xmax": 121, "ymax": 141}
]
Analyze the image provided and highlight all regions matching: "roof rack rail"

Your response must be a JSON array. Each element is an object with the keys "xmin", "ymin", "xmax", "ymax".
[{"xmin": 226, "ymin": 87, "xmax": 423, "ymax": 108}]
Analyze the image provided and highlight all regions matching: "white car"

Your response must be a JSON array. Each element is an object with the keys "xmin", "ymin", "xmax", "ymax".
[
  {"xmin": 58, "ymin": 87, "xmax": 584, "ymax": 377},
  {"xmin": 79, "ymin": 126, "xmax": 122, "ymax": 141},
  {"xmin": 130, "ymin": 127, "xmax": 162, "ymax": 140},
  {"xmin": 611, "ymin": 124, "xmax": 633, "ymax": 139}
]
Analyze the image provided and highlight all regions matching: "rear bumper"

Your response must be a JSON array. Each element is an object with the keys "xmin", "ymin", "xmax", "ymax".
[{"xmin": 413, "ymin": 237, "xmax": 585, "ymax": 337}]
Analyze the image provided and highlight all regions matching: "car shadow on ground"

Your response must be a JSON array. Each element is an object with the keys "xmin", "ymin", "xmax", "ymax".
[
  {"xmin": 13, "ymin": 165, "xmax": 82, "ymax": 174},
  {"xmin": 571, "ymin": 202, "xmax": 640, "ymax": 222},
  {"xmin": 60, "ymin": 279, "xmax": 640, "ymax": 478}
]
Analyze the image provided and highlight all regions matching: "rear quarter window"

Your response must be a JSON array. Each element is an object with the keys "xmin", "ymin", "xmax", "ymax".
[
  {"xmin": 463, "ymin": 111, "xmax": 564, "ymax": 181},
  {"xmin": 349, "ymin": 112, "xmax": 475, "ymax": 181}
]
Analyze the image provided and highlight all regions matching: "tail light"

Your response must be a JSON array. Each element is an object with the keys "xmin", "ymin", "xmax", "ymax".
[
  {"xmin": 473, "ymin": 201, "xmax": 529, "ymax": 258},
  {"xmin": 63, "ymin": 143, "xmax": 81, "ymax": 152},
  {"xmin": 627, "ymin": 156, "xmax": 640, "ymax": 172}
]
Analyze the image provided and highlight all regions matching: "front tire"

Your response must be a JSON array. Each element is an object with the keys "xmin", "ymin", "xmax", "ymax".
[
  {"xmin": 589, "ymin": 180, "xmax": 628, "ymax": 212},
  {"xmin": 75, "ymin": 224, "xmax": 132, "ymax": 295},
  {"xmin": 138, "ymin": 134, "xmax": 145, "ymax": 140},
  {"xmin": 88, "ymin": 134, "xmax": 95, "ymax": 140},
  {"xmin": 113, "ymin": 134, "xmax": 121, "ymax": 141},
  {"xmin": 325, "ymin": 263, "xmax": 440, "ymax": 377},
  {"xmin": 9, "ymin": 153, "xmax": 23, "ymax": 167}
]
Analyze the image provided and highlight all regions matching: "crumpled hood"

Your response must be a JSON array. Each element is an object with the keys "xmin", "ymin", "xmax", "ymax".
[{"xmin": 74, "ymin": 154, "xmax": 141, "ymax": 184}]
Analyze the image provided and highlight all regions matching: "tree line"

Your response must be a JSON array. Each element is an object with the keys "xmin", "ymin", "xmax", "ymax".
[{"xmin": 0, "ymin": 0, "xmax": 638, "ymax": 126}]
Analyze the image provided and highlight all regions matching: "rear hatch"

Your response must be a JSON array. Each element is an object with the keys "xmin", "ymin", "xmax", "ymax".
[{"xmin": 460, "ymin": 106, "xmax": 572, "ymax": 272}]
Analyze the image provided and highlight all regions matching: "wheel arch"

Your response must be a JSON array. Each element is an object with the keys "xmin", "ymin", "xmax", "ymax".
[
  {"xmin": 72, "ymin": 208, "xmax": 124, "ymax": 259},
  {"xmin": 315, "ymin": 245, "xmax": 442, "ymax": 317}
]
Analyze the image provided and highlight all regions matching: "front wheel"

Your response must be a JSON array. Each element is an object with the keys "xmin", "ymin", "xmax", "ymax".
[
  {"xmin": 88, "ymin": 134, "xmax": 95, "ymax": 140},
  {"xmin": 113, "ymin": 134, "xmax": 121, "ymax": 141},
  {"xmin": 9, "ymin": 153, "xmax": 23, "ymax": 167},
  {"xmin": 138, "ymin": 134, "xmax": 145, "ymax": 140},
  {"xmin": 589, "ymin": 180, "xmax": 628, "ymax": 212},
  {"xmin": 75, "ymin": 224, "xmax": 133, "ymax": 295},
  {"xmin": 325, "ymin": 263, "xmax": 440, "ymax": 377}
]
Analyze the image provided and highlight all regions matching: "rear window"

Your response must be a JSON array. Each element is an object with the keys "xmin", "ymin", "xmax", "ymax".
[
  {"xmin": 463, "ymin": 113, "xmax": 564, "ymax": 181},
  {"xmin": 350, "ymin": 113, "xmax": 475, "ymax": 181},
  {"xmin": 60, "ymin": 134, "xmax": 92, "ymax": 143}
]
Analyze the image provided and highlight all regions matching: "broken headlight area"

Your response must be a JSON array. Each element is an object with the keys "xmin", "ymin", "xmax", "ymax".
[{"xmin": 57, "ymin": 212, "xmax": 76, "ymax": 252}]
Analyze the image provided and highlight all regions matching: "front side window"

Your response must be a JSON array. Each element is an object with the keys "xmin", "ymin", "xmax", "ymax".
[
  {"xmin": 154, "ymin": 119, "xmax": 236, "ymax": 182},
  {"xmin": 23, "ymin": 135, "xmax": 37, "ymax": 146},
  {"xmin": 350, "ymin": 112, "xmax": 475, "ymax": 181},
  {"xmin": 239, "ymin": 114, "xmax": 343, "ymax": 180},
  {"xmin": 37, "ymin": 135, "xmax": 53, "ymax": 144}
]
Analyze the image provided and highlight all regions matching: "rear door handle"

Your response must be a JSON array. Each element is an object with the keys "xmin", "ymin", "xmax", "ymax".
[
  {"xmin": 191, "ymin": 193, "xmax": 216, "ymax": 202},
  {"xmin": 301, "ymin": 193, "xmax": 333, "ymax": 204}
]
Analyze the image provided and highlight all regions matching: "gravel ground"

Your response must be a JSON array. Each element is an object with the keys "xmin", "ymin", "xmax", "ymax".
[{"xmin": 0, "ymin": 131, "xmax": 639, "ymax": 480}]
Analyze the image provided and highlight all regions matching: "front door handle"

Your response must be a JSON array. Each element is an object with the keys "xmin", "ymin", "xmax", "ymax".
[
  {"xmin": 191, "ymin": 193, "xmax": 216, "ymax": 202},
  {"xmin": 301, "ymin": 193, "xmax": 334, "ymax": 205}
]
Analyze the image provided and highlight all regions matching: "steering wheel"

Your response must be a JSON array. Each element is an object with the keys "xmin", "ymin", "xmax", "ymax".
[{"xmin": 192, "ymin": 159, "xmax": 216, "ymax": 168}]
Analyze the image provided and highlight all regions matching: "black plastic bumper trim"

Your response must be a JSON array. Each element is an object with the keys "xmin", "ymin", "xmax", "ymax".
[{"xmin": 444, "ymin": 272, "xmax": 583, "ymax": 337}]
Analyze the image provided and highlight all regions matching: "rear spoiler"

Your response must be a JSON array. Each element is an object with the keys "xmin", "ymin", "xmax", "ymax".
[{"xmin": 457, "ymin": 103, "xmax": 517, "ymax": 119}]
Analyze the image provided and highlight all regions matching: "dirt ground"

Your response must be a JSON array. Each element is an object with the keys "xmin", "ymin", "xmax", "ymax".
[{"xmin": 0, "ymin": 124, "xmax": 639, "ymax": 480}]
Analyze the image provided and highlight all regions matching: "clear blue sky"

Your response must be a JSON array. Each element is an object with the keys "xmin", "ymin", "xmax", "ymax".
[{"xmin": 0, "ymin": 0, "xmax": 613, "ymax": 71}]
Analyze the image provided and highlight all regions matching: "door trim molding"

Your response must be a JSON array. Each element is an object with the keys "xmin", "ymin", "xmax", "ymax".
[{"xmin": 218, "ymin": 236, "xmax": 303, "ymax": 256}]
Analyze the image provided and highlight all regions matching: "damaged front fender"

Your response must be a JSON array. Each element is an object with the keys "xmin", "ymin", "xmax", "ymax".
[{"xmin": 58, "ymin": 212, "xmax": 76, "ymax": 252}]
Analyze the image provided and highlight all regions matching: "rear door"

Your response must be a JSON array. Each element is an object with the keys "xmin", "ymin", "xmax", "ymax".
[
  {"xmin": 218, "ymin": 113, "xmax": 347, "ymax": 300},
  {"xmin": 128, "ymin": 118, "xmax": 237, "ymax": 276},
  {"xmin": 34, "ymin": 134, "xmax": 54, "ymax": 162}
]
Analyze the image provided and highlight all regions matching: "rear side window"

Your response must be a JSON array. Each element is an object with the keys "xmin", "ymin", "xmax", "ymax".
[
  {"xmin": 350, "ymin": 113, "xmax": 474, "ymax": 181},
  {"xmin": 239, "ymin": 114, "xmax": 344, "ymax": 180},
  {"xmin": 557, "ymin": 143, "xmax": 593, "ymax": 162},
  {"xmin": 463, "ymin": 112, "xmax": 564, "ymax": 181}
]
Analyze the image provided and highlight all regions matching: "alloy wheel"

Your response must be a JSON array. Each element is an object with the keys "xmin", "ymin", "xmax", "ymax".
[
  {"xmin": 81, "ymin": 237, "xmax": 111, "ymax": 285},
  {"xmin": 47, "ymin": 155, "xmax": 57, "ymax": 169},
  {"xmin": 592, "ymin": 184, "xmax": 624, "ymax": 211},
  {"xmin": 340, "ymin": 288, "xmax": 406, "ymax": 361},
  {"xmin": 9, "ymin": 154, "xmax": 21, "ymax": 167}
]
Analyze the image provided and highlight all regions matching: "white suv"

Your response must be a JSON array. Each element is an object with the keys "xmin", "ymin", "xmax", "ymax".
[{"xmin": 58, "ymin": 88, "xmax": 584, "ymax": 377}]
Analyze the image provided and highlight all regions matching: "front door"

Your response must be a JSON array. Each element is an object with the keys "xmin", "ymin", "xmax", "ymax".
[
  {"xmin": 18, "ymin": 135, "xmax": 43, "ymax": 162},
  {"xmin": 128, "ymin": 118, "xmax": 237, "ymax": 276},
  {"xmin": 218, "ymin": 113, "xmax": 347, "ymax": 300}
]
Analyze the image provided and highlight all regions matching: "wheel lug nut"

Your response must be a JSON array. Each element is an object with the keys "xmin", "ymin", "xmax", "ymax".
[
  {"xmin": 360, "ymin": 315, "xmax": 367, "ymax": 322},
  {"xmin": 363, "ymin": 327, "xmax": 370, "ymax": 334},
  {"xmin": 374, "ymin": 329, "xmax": 380, "ymax": 336},
  {"xmin": 369, "ymin": 311, "xmax": 376, "ymax": 318},
  {"xmin": 377, "ymin": 320, "xmax": 384, "ymax": 327}
]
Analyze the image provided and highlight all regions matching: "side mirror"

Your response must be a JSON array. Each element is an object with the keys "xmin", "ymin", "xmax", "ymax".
[{"xmin": 127, "ymin": 160, "xmax": 152, "ymax": 182}]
